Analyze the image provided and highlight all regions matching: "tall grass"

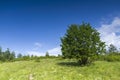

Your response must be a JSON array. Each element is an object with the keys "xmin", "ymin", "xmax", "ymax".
[{"xmin": 0, "ymin": 58, "xmax": 120, "ymax": 80}]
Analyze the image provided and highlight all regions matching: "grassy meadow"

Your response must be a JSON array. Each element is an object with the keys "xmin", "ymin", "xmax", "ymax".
[{"xmin": 0, "ymin": 58, "xmax": 120, "ymax": 80}]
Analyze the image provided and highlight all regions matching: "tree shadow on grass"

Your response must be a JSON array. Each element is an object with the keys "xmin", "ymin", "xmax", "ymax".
[{"xmin": 57, "ymin": 62, "xmax": 81, "ymax": 67}]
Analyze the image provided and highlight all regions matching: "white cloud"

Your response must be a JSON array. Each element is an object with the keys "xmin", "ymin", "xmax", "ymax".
[
  {"xmin": 47, "ymin": 47, "xmax": 61, "ymax": 56},
  {"xmin": 34, "ymin": 42, "xmax": 42, "ymax": 47},
  {"xmin": 26, "ymin": 42, "xmax": 44, "ymax": 56},
  {"xmin": 26, "ymin": 46, "xmax": 61, "ymax": 56},
  {"xmin": 98, "ymin": 17, "xmax": 120, "ymax": 49},
  {"xmin": 32, "ymin": 42, "xmax": 42, "ymax": 51}
]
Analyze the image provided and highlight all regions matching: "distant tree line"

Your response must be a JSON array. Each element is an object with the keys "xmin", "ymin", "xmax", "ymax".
[
  {"xmin": 0, "ymin": 47, "xmax": 15, "ymax": 62},
  {"xmin": 0, "ymin": 47, "xmax": 60, "ymax": 62},
  {"xmin": 98, "ymin": 44, "xmax": 120, "ymax": 62},
  {"xmin": 16, "ymin": 52, "xmax": 58, "ymax": 61}
]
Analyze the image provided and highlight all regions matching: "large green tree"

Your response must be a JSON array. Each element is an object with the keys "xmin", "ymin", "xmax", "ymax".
[{"xmin": 61, "ymin": 23, "xmax": 106, "ymax": 65}]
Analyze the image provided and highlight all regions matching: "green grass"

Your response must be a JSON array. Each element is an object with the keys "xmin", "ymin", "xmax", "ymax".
[{"xmin": 0, "ymin": 58, "xmax": 120, "ymax": 80}]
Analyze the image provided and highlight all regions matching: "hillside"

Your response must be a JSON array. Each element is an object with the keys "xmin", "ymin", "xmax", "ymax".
[{"xmin": 0, "ymin": 58, "xmax": 120, "ymax": 80}]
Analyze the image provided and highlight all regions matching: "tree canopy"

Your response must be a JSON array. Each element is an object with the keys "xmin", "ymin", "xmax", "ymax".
[{"xmin": 61, "ymin": 23, "xmax": 106, "ymax": 65}]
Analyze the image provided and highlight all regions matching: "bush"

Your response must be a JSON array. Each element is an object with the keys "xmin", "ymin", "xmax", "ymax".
[
  {"xmin": 104, "ymin": 55, "xmax": 120, "ymax": 62},
  {"xmin": 34, "ymin": 57, "xmax": 40, "ymax": 62}
]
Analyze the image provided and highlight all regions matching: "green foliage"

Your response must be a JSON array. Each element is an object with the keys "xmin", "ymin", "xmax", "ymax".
[
  {"xmin": 99, "ymin": 44, "xmax": 120, "ymax": 62},
  {"xmin": 0, "ymin": 47, "xmax": 15, "ymax": 62},
  {"xmin": 96, "ymin": 52, "xmax": 120, "ymax": 62},
  {"xmin": 104, "ymin": 53, "xmax": 120, "ymax": 62},
  {"xmin": 22, "ymin": 55, "xmax": 31, "ymax": 60},
  {"xmin": 45, "ymin": 52, "xmax": 49, "ymax": 57},
  {"xmin": 34, "ymin": 57, "xmax": 40, "ymax": 62},
  {"xmin": 57, "ymin": 54, "xmax": 62, "ymax": 58},
  {"xmin": 17, "ymin": 53, "xmax": 22, "ymax": 58},
  {"xmin": 108, "ymin": 44, "xmax": 118, "ymax": 53},
  {"xmin": 105, "ymin": 55, "xmax": 120, "ymax": 62},
  {"xmin": 61, "ymin": 23, "xmax": 106, "ymax": 65}
]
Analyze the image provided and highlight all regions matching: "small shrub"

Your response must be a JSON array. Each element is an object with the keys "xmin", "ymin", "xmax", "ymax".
[
  {"xmin": 34, "ymin": 57, "xmax": 40, "ymax": 62},
  {"xmin": 104, "ymin": 55, "xmax": 120, "ymax": 62}
]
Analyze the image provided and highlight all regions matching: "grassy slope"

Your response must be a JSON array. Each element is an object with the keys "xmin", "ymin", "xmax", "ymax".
[{"xmin": 0, "ymin": 59, "xmax": 120, "ymax": 80}]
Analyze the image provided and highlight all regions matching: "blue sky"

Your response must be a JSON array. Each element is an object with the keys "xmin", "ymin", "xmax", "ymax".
[{"xmin": 0, "ymin": 0, "xmax": 120, "ymax": 56}]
